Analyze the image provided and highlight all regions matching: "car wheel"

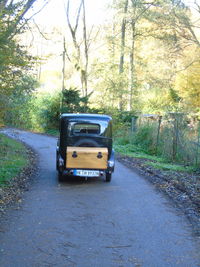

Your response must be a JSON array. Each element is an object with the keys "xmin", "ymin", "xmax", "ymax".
[
  {"xmin": 56, "ymin": 153, "xmax": 59, "ymax": 171},
  {"xmin": 73, "ymin": 138, "xmax": 100, "ymax": 147},
  {"xmin": 58, "ymin": 171, "xmax": 64, "ymax": 182},
  {"xmin": 105, "ymin": 173, "xmax": 112, "ymax": 182}
]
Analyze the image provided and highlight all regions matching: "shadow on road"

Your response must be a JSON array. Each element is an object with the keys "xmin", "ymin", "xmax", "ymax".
[{"xmin": 57, "ymin": 175, "xmax": 106, "ymax": 186}]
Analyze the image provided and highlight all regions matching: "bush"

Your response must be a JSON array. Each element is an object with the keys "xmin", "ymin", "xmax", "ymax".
[{"xmin": 131, "ymin": 123, "xmax": 157, "ymax": 154}]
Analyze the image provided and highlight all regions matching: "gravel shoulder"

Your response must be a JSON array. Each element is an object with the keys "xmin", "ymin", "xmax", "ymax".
[{"xmin": 117, "ymin": 154, "xmax": 200, "ymax": 237}]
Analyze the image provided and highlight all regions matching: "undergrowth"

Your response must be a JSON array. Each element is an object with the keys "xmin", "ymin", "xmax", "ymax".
[
  {"xmin": 0, "ymin": 133, "xmax": 28, "ymax": 185},
  {"xmin": 114, "ymin": 125, "xmax": 198, "ymax": 173}
]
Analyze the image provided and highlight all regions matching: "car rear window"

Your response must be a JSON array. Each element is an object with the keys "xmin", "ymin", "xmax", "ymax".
[{"xmin": 72, "ymin": 123, "xmax": 100, "ymax": 135}]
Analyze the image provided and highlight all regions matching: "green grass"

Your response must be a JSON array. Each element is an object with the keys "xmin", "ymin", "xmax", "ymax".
[
  {"xmin": 114, "ymin": 143, "xmax": 165, "ymax": 162},
  {"xmin": 114, "ymin": 143, "xmax": 196, "ymax": 173},
  {"xmin": 34, "ymin": 128, "xmax": 59, "ymax": 136},
  {"xmin": 0, "ymin": 133, "xmax": 28, "ymax": 185},
  {"xmin": 146, "ymin": 161, "xmax": 194, "ymax": 172},
  {"xmin": 44, "ymin": 128, "xmax": 59, "ymax": 136}
]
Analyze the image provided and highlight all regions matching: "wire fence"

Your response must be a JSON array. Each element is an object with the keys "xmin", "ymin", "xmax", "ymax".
[{"xmin": 131, "ymin": 113, "xmax": 200, "ymax": 166}]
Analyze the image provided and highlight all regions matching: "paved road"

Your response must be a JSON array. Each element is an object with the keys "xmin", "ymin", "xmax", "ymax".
[{"xmin": 0, "ymin": 129, "xmax": 200, "ymax": 267}]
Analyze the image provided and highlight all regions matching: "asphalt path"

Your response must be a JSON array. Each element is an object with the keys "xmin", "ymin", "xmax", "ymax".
[{"xmin": 0, "ymin": 128, "xmax": 200, "ymax": 267}]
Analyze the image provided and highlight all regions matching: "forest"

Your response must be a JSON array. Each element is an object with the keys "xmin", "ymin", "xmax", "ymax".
[{"xmin": 0, "ymin": 0, "xmax": 200, "ymax": 166}]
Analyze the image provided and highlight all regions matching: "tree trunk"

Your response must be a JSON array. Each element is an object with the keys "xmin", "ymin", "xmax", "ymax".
[
  {"xmin": 119, "ymin": 0, "xmax": 128, "ymax": 74},
  {"xmin": 61, "ymin": 37, "xmax": 66, "ymax": 111},
  {"xmin": 82, "ymin": 0, "xmax": 88, "ymax": 97},
  {"xmin": 66, "ymin": 0, "xmax": 82, "ymax": 63},
  {"xmin": 119, "ymin": 0, "xmax": 129, "ymax": 110},
  {"xmin": 129, "ymin": 18, "xmax": 136, "ymax": 110}
]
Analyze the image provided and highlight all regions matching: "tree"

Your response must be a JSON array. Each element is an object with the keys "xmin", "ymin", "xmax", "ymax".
[
  {"xmin": 4, "ymin": 75, "xmax": 39, "ymax": 128},
  {"xmin": 90, "ymin": 0, "xmax": 200, "ymax": 115},
  {"xmin": 62, "ymin": 87, "xmax": 89, "ymax": 113},
  {"xmin": 66, "ymin": 0, "xmax": 87, "ymax": 96},
  {"xmin": 99, "ymin": 0, "xmax": 164, "ymax": 111},
  {"xmin": 65, "ymin": 0, "xmax": 99, "ymax": 98},
  {"xmin": 118, "ymin": 0, "xmax": 129, "ymax": 110},
  {"xmin": 175, "ymin": 59, "xmax": 200, "ymax": 112},
  {"xmin": 172, "ymin": 1, "xmax": 200, "ymax": 48},
  {"xmin": 0, "ymin": 0, "xmax": 48, "ymax": 123}
]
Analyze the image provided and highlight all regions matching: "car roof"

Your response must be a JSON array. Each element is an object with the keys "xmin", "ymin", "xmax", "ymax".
[{"xmin": 60, "ymin": 113, "xmax": 112, "ymax": 122}]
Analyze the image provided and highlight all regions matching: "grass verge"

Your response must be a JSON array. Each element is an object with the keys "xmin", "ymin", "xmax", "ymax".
[
  {"xmin": 44, "ymin": 128, "xmax": 59, "ymax": 136},
  {"xmin": 146, "ymin": 161, "xmax": 194, "ymax": 172},
  {"xmin": 114, "ymin": 143, "xmax": 197, "ymax": 173},
  {"xmin": 0, "ymin": 133, "xmax": 28, "ymax": 186}
]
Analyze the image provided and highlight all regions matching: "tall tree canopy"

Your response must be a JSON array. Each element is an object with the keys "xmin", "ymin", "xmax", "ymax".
[
  {"xmin": 0, "ymin": 0, "xmax": 47, "ymax": 122},
  {"xmin": 86, "ymin": 0, "xmax": 200, "ymax": 115}
]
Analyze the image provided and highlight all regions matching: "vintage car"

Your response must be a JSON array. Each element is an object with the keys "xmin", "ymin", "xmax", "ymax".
[{"xmin": 56, "ymin": 113, "xmax": 115, "ymax": 182}]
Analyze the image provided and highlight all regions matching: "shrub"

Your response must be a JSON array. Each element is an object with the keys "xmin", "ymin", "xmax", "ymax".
[{"xmin": 131, "ymin": 123, "xmax": 157, "ymax": 154}]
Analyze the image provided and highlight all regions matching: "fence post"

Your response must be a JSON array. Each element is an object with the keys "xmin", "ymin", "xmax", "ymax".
[
  {"xmin": 171, "ymin": 112, "xmax": 185, "ymax": 161},
  {"xmin": 131, "ymin": 117, "xmax": 137, "ymax": 132},
  {"xmin": 169, "ymin": 112, "xmax": 181, "ymax": 161},
  {"xmin": 173, "ymin": 115, "xmax": 178, "ymax": 160},
  {"xmin": 156, "ymin": 115, "xmax": 162, "ymax": 154},
  {"xmin": 196, "ymin": 120, "xmax": 200, "ymax": 166}
]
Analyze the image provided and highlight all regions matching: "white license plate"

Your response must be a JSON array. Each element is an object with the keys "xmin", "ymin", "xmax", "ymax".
[{"xmin": 74, "ymin": 169, "xmax": 100, "ymax": 177}]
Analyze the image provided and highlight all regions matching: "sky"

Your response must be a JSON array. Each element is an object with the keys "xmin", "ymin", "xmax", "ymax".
[
  {"xmin": 28, "ymin": 0, "xmax": 199, "ymax": 93},
  {"xmin": 27, "ymin": 0, "xmax": 111, "ymax": 92},
  {"xmin": 32, "ymin": 0, "xmax": 111, "ymax": 29}
]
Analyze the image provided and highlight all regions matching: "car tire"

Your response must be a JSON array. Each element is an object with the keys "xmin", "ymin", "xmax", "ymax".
[
  {"xmin": 73, "ymin": 138, "xmax": 100, "ymax": 147},
  {"xmin": 58, "ymin": 171, "xmax": 64, "ymax": 182},
  {"xmin": 56, "ymin": 154, "xmax": 59, "ymax": 171},
  {"xmin": 105, "ymin": 173, "xmax": 112, "ymax": 182}
]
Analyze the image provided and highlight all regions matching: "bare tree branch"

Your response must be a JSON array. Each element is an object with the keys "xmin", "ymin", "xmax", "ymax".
[
  {"xmin": 32, "ymin": 19, "xmax": 49, "ymax": 40},
  {"xmin": 75, "ymin": 0, "xmax": 83, "ymax": 32},
  {"xmin": 14, "ymin": 0, "xmax": 38, "ymax": 26},
  {"xmin": 26, "ymin": 21, "xmax": 35, "ymax": 47},
  {"xmin": 65, "ymin": 49, "xmax": 72, "ymax": 62},
  {"xmin": 194, "ymin": 0, "xmax": 200, "ymax": 13},
  {"xmin": 9, "ymin": 0, "xmax": 50, "ymax": 39},
  {"xmin": 176, "ymin": 60, "xmax": 200, "ymax": 73},
  {"xmin": 87, "ymin": 25, "xmax": 100, "ymax": 50},
  {"xmin": 174, "ymin": 12, "xmax": 200, "ymax": 47},
  {"xmin": 66, "ymin": 0, "xmax": 83, "ymax": 35},
  {"xmin": 131, "ymin": 0, "xmax": 156, "ymax": 23},
  {"xmin": 66, "ymin": 0, "xmax": 82, "ymax": 61},
  {"xmin": 119, "ymin": 0, "xmax": 129, "ymax": 74},
  {"xmin": 82, "ymin": 0, "xmax": 88, "ymax": 96}
]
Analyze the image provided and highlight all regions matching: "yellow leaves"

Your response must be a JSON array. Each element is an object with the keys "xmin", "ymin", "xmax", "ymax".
[{"xmin": 175, "ymin": 59, "xmax": 200, "ymax": 110}]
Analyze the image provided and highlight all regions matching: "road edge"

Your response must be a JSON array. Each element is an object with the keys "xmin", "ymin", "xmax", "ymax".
[
  {"xmin": 117, "ymin": 153, "xmax": 200, "ymax": 238},
  {"xmin": 0, "ymin": 132, "xmax": 38, "ymax": 216}
]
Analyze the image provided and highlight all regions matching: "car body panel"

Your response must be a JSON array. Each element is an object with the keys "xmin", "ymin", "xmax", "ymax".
[{"xmin": 56, "ymin": 113, "xmax": 115, "ymax": 180}]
